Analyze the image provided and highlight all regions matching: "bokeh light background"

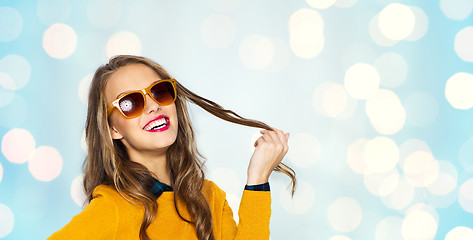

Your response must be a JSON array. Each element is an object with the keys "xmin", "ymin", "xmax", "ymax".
[{"xmin": 1, "ymin": 0, "xmax": 473, "ymax": 239}]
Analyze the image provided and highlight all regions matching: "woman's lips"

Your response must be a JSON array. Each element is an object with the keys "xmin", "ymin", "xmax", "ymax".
[{"xmin": 143, "ymin": 115, "xmax": 170, "ymax": 132}]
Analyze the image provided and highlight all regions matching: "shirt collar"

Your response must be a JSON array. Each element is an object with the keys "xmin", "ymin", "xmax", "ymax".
[{"xmin": 149, "ymin": 178, "xmax": 173, "ymax": 199}]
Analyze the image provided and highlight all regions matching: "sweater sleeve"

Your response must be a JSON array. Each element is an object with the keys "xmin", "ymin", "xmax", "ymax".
[
  {"xmin": 221, "ymin": 189, "xmax": 271, "ymax": 240},
  {"xmin": 47, "ymin": 187, "xmax": 118, "ymax": 240}
]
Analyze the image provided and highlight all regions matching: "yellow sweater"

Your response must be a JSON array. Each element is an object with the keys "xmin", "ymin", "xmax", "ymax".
[{"xmin": 48, "ymin": 180, "xmax": 271, "ymax": 240}]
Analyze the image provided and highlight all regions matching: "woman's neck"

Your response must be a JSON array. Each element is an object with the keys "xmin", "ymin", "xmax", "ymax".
[{"xmin": 127, "ymin": 148, "xmax": 171, "ymax": 185}]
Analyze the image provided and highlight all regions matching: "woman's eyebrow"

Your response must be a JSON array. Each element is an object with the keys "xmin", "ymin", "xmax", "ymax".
[
  {"xmin": 115, "ymin": 79, "xmax": 162, "ymax": 99},
  {"xmin": 116, "ymin": 90, "xmax": 132, "ymax": 99}
]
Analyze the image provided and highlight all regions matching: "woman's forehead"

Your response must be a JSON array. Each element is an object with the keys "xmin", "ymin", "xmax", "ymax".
[{"xmin": 105, "ymin": 64, "xmax": 161, "ymax": 101}]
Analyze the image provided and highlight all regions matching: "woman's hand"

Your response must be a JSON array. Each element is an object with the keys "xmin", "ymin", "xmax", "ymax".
[{"xmin": 247, "ymin": 128, "xmax": 290, "ymax": 185}]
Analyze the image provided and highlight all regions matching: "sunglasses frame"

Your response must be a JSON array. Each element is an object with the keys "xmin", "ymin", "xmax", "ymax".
[{"xmin": 107, "ymin": 79, "xmax": 177, "ymax": 119}]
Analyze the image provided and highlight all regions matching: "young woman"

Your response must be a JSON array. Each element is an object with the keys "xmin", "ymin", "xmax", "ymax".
[{"xmin": 48, "ymin": 55, "xmax": 295, "ymax": 240}]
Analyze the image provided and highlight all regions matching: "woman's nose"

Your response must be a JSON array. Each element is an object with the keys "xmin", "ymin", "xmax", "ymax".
[{"xmin": 144, "ymin": 94, "xmax": 161, "ymax": 114}]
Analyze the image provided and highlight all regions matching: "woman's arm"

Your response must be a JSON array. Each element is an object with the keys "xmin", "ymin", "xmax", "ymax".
[
  {"xmin": 220, "ymin": 128, "xmax": 289, "ymax": 240},
  {"xmin": 222, "ymin": 188, "xmax": 271, "ymax": 240}
]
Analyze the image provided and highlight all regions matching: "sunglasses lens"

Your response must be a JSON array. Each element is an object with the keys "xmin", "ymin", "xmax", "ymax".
[
  {"xmin": 151, "ymin": 81, "xmax": 176, "ymax": 105},
  {"xmin": 119, "ymin": 92, "xmax": 144, "ymax": 118}
]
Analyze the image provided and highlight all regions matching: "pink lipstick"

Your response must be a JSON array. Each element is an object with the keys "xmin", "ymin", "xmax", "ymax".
[{"xmin": 143, "ymin": 115, "xmax": 170, "ymax": 132}]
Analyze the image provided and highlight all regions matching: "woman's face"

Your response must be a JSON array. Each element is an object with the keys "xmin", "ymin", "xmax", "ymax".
[{"xmin": 105, "ymin": 63, "xmax": 178, "ymax": 155}]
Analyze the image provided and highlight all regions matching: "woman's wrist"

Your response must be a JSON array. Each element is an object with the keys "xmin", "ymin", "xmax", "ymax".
[{"xmin": 246, "ymin": 173, "xmax": 270, "ymax": 185}]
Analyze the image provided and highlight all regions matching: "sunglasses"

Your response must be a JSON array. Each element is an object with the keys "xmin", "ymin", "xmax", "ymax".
[{"xmin": 107, "ymin": 79, "xmax": 177, "ymax": 119}]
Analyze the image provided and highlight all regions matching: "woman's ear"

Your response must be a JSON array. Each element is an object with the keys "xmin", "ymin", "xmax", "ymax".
[{"xmin": 110, "ymin": 126, "xmax": 123, "ymax": 140}]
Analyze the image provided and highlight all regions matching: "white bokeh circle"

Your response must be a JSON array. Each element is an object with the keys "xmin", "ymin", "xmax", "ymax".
[
  {"xmin": 313, "ymin": 82, "xmax": 357, "ymax": 120},
  {"xmin": 374, "ymin": 52, "xmax": 408, "ymax": 88},
  {"xmin": 405, "ymin": 6, "xmax": 429, "ymax": 42},
  {"xmin": 28, "ymin": 146, "xmax": 63, "ymax": 182},
  {"xmin": 289, "ymin": 8, "xmax": 325, "ymax": 59},
  {"xmin": 407, "ymin": 203, "xmax": 440, "ymax": 223},
  {"xmin": 201, "ymin": 14, "xmax": 236, "ymax": 49},
  {"xmin": 0, "ymin": 54, "xmax": 31, "ymax": 90},
  {"xmin": 1, "ymin": 128, "xmax": 36, "ymax": 164},
  {"xmin": 0, "ymin": 72, "xmax": 13, "ymax": 94},
  {"xmin": 239, "ymin": 34, "xmax": 274, "ymax": 69},
  {"xmin": 289, "ymin": 8, "xmax": 324, "ymax": 32},
  {"xmin": 427, "ymin": 172, "xmax": 457, "ymax": 196},
  {"xmin": 43, "ymin": 23, "xmax": 77, "ymax": 59},
  {"xmin": 365, "ymin": 89, "xmax": 406, "ymax": 135},
  {"xmin": 327, "ymin": 197, "xmax": 362, "ymax": 232},
  {"xmin": 364, "ymin": 169, "xmax": 400, "ymax": 196},
  {"xmin": 0, "ymin": 204, "xmax": 14, "ymax": 238},
  {"xmin": 424, "ymin": 160, "xmax": 458, "ymax": 209},
  {"xmin": 399, "ymin": 139, "xmax": 432, "ymax": 166},
  {"xmin": 440, "ymin": 0, "xmax": 473, "ymax": 20},
  {"xmin": 71, "ymin": 174, "xmax": 87, "ymax": 207},
  {"xmin": 445, "ymin": 226, "xmax": 473, "ymax": 240},
  {"xmin": 334, "ymin": 0, "xmax": 358, "ymax": 8},
  {"xmin": 280, "ymin": 179, "xmax": 315, "ymax": 214},
  {"xmin": 287, "ymin": 132, "xmax": 321, "ymax": 168},
  {"xmin": 425, "ymin": 187, "xmax": 457, "ymax": 209},
  {"xmin": 106, "ymin": 31, "xmax": 142, "ymax": 58},
  {"xmin": 459, "ymin": 178, "xmax": 473, "ymax": 213},
  {"xmin": 378, "ymin": 3, "xmax": 415, "ymax": 41},
  {"xmin": 382, "ymin": 178, "xmax": 414, "ymax": 210},
  {"xmin": 209, "ymin": 167, "xmax": 241, "ymax": 195},
  {"xmin": 445, "ymin": 72, "xmax": 473, "ymax": 109},
  {"xmin": 375, "ymin": 216, "xmax": 403, "ymax": 240},
  {"xmin": 344, "ymin": 63, "xmax": 380, "ymax": 99},
  {"xmin": 436, "ymin": 160, "xmax": 459, "ymax": 179},
  {"xmin": 403, "ymin": 151, "xmax": 439, "ymax": 187},
  {"xmin": 322, "ymin": 84, "xmax": 348, "ymax": 118},
  {"xmin": 346, "ymin": 138, "xmax": 368, "ymax": 174},
  {"xmin": 401, "ymin": 209, "xmax": 438, "ymax": 240},
  {"xmin": 364, "ymin": 136, "xmax": 399, "ymax": 174},
  {"xmin": 306, "ymin": 0, "xmax": 336, "ymax": 9},
  {"xmin": 454, "ymin": 27, "xmax": 473, "ymax": 62},
  {"xmin": 369, "ymin": 14, "xmax": 398, "ymax": 47},
  {"xmin": 0, "ymin": 7, "xmax": 22, "ymax": 42}
]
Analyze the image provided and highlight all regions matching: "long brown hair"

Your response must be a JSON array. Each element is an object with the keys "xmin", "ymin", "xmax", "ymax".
[{"xmin": 83, "ymin": 55, "xmax": 296, "ymax": 240}]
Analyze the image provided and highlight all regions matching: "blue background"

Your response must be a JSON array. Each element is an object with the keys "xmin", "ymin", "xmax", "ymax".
[{"xmin": 1, "ymin": 0, "xmax": 473, "ymax": 239}]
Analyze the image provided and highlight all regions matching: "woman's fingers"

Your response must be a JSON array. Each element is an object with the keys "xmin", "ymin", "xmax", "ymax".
[
  {"xmin": 254, "ymin": 136, "xmax": 265, "ymax": 147},
  {"xmin": 260, "ymin": 129, "xmax": 284, "ymax": 143},
  {"xmin": 254, "ymin": 129, "xmax": 289, "ymax": 164},
  {"xmin": 259, "ymin": 128, "xmax": 289, "ymax": 150},
  {"xmin": 254, "ymin": 131, "xmax": 277, "ymax": 147},
  {"xmin": 273, "ymin": 129, "xmax": 289, "ymax": 151}
]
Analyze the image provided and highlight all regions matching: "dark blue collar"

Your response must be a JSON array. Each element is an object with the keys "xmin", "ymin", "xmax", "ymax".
[{"xmin": 149, "ymin": 178, "xmax": 173, "ymax": 199}]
